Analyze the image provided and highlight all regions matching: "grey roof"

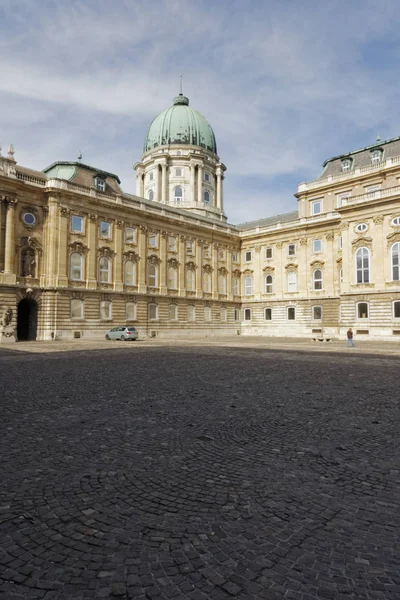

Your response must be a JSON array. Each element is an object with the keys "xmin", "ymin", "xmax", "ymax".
[
  {"xmin": 319, "ymin": 136, "xmax": 400, "ymax": 179},
  {"xmin": 237, "ymin": 210, "xmax": 299, "ymax": 231}
]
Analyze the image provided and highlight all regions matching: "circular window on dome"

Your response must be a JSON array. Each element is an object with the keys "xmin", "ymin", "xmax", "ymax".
[
  {"xmin": 355, "ymin": 223, "xmax": 368, "ymax": 233},
  {"xmin": 23, "ymin": 212, "xmax": 36, "ymax": 226}
]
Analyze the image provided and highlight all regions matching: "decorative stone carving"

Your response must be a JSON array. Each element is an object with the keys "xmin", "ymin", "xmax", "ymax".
[
  {"xmin": 88, "ymin": 213, "xmax": 97, "ymax": 222},
  {"xmin": 310, "ymin": 260, "xmax": 325, "ymax": 268},
  {"xmin": 139, "ymin": 224, "xmax": 148, "ymax": 234},
  {"xmin": 351, "ymin": 236, "xmax": 373, "ymax": 248},
  {"xmin": 218, "ymin": 266, "xmax": 228, "ymax": 276},
  {"xmin": 180, "ymin": 234, "xmax": 187, "ymax": 241},
  {"xmin": 202, "ymin": 264, "xmax": 213, "ymax": 274},
  {"xmin": 242, "ymin": 268, "xmax": 254, "ymax": 275},
  {"xmin": 0, "ymin": 307, "xmax": 15, "ymax": 343},
  {"xmin": 69, "ymin": 241, "xmax": 88, "ymax": 254},
  {"xmin": 167, "ymin": 257, "xmax": 180, "ymax": 268},
  {"xmin": 299, "ymin": 238, "xmax": 308, "ymax": 246},
  {"xmin": 71, "ymin": 291, "xmax": 84, "ymax": 300},
  {"xmin": 341, "ymin": 222, "xmax": 350, "ymax": 230},
  {"xmin": 115, "ymin": 220, "xmax": 123, "ymax": 229},
  {"xmin": 98, "ymin": 246, "xmax": 116, "ymax": 258},
  {"xmin": 325, "ymin": 232, "xmax": 334, "ymax": 241},
  {"xmin": 285, "ymin": 263, "xmax": 298, "ymax": 271},
  {"xmin": 276, "ymin": 241, "xmax": 283, "ymax": 248},
  {"xmin": 21, "ymin": 247, "xmax": 36, "ymax": 277},
  {"xmin": 232, "ymin": 269, "xmax": 241, "ymax": 278},
  {"xmin": 123, "ymin": 250, "xmax": 140, "ymax": 262},
  {"xmin": 386, "ymin": 231, "xmax": 400, "ymax": 247},
  {"xmin": 373, "ymin": 215, "xmax": 384, "ymax": 225},
  {"xmin": 161, "ymin": 230, "xmax": 168, "ymax": 237},
  {"xmin": 147, "ymin": 254, "xmax": 162, "ymax": 265},
  {"xmin": 60, "ymin": 207, "xmax": 70, "ymax": 217},
  {"xmin": 100, "ymin": 293, "xmax": 112, "ymax": 301},
  {"xmin": 262, "ymin": 265, "xmax": 275, "ymax": 273},
  {"xmin": 185, "ymin": 261, "xmax": 196, "ymax": 271}
]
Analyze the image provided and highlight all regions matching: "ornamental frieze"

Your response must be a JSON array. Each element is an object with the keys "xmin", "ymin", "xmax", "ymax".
[
  {"xmin": 386, "ymin": 231, "xmax": 400, "ymax": 247},
  {"xmin": 147, "ymin": 254, "xmax": 162, "ymax": 265},
  {"xmin": 98, "ymin": 246, "xmax": 116, "ymax": 258},
  {"xmin": 242, "ymin": 268, "xmax": 254, "ymax": 275},
  {"xmin": 232, "ymin": 269, "xmax": 241, "ymax": 278},
  {"xmin": 262, "ymin": 265, "xmax": 275, "ymax": 273}
]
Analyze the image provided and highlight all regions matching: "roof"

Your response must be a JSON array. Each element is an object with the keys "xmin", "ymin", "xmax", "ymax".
[
  {"xmin": 319, "ymin": 135, "xmax": 400, "ymax": 179},
  {"xmin": 43, "ymin": 161, "xmax": 121, "ymax": 183},
  {"xmin": 237, "ymin": 211, "xmax": 299, "ymax": 231},
  {"xmin": 144, "ymin": 94, "xmax": 217, "ymax": 154},
  {"xmin": 16, "ymin": 165, "xmax": 47, "ymax": 180}
]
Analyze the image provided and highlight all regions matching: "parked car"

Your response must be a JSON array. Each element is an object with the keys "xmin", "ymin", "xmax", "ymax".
[{"xmin": 105, "ymin": 326, "xmax": 138, "ymax": 341}]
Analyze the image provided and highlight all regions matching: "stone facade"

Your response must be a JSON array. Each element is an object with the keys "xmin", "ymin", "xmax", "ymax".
[{"xmin": 0, "ymin": 113, "xmax": 400, "ymax": 342}]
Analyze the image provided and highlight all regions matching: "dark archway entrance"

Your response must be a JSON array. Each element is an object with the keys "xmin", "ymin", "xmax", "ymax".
[{"xmin": 17, "ymin": 298, "xmax": 38, "ymax": 341}]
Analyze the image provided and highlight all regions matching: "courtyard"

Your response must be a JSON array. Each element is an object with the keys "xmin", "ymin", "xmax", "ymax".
[{"xmin": 0, "ymin": 341, "xmax": 399, "ymax": 600}]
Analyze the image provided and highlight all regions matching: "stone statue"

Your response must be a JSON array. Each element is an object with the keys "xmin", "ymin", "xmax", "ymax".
[{"xmin": 0, "ymin": 306, "xmax": 16, "ymax": 343}]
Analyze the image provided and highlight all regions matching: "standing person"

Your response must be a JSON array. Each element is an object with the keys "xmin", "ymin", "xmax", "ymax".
[{"xmin": 347, "ymin": 327, "xmax": 355, "ymax": 347}]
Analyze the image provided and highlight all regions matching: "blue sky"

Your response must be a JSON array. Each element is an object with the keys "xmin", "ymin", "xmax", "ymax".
[{"xmin": 1, "ymin": 0, "xmax": 400, "ymax": 224}]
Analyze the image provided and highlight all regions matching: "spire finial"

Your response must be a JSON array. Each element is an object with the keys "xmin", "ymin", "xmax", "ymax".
[
  {"xmin": 77, "ymin": 150, "xmax": 82, "ymax": 162},
  {"xmin": 179, "ymin": 73, "xmax": 183, "ymax": 95},
  {"xmin": 376, "ymin": 133, "xmax": 381, "ymax": 143}
]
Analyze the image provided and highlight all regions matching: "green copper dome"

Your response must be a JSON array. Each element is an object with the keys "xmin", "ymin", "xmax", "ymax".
[{"xmin": 144, "ymin": 94, "xmax": 217, "ymax": 154}]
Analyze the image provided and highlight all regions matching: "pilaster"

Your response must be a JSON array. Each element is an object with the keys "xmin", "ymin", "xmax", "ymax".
[
  {"xmin": 178, "ymin": 235, "xmax": 186, "ymax": 296},
  {"xmin": 3, "ymin": 197, "xmax": 17, "ymax": 283},
  {"xmin": 197, "ymin": 164, "xmax": 203, "ymax": 203},
  {"xmin": 138, "ymin": 225, "xmax": 147, "ymax": 293},
  {"xmin": 87, "ymin": 214, "xmax": 98, "ymax": 289},
  {"xmin": 114, "ymin": 220, "xmax": 123, "ymax": 292},
  {"xmin": 45, "ymin": 195, "xmax": 59, "ymax": 287},
  {"xmin": 212, "ymin": 243, "xmax": 218, "ymax": 299},
  {"xmin": 56, "ymin": 207, "xmax": 69, "ymax": 287},
  {"xmin": 160, "ymin": 231, "xmax": 167, "ymax": 294}
]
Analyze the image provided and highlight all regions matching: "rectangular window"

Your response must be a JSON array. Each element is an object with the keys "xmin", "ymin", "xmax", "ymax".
[
  {"xmin": 311, "ymin": 200, "xmax": 322, "ymax": 215},
  {"xmin": 71, "ymin": 215, "xmax": 84, "ymax": 233},
  {"xmin": 234, "ymin": 309, "xmax": 240, "ymax": 321},
  {"xmin": 168, "ymin": 236, "xmax": 177, "ymax": 251},
  {"xmin": 393, "ymin": 301, "xmax": 400, "ymax": 318},
  {"xmin": 264, "ymin": 308, "xmax": 272, "ymax": 321},
  {"xmin": 357, "ymin": 303, "xmax": 369, "ymax": 319},
  {"xmin": 187, "ymin": 305, "xmax": 196, "ymax": 322},
  {"xmin": 265, "ymin": 247, "xmax": 273, "ymax": 259},
  {"xmin": 244, "ymin": 277, "xmax": 253, "ymax": 295},
  {"xmin": 148, "ymin": 303, "xmax": 158, "ymax": 320},
  {"xmin": 288, "ymin": 244, "xmax": 296, "ymax": 256},
  {"xmin": 126, "ymin": 302, "xmax": 136, "ymax": 320},
  {"xmin": 96, "ymin": 178, "xmax": 105, "ymax": 192},
  {"xmin": 204, "ymin": 306, "xmax": 212, "ymax": 322},
  {"xmin": 287, "ymin": 307, "xmax": 296, "ymax": 320},
  {"xmin": 312, "ymin": 306, "xmax": 322, "ymax": 320},
  {"xmin": 100, "ymin": 300, "xmax": 112, "ymax": 320},
  {"xmin": 204, "ymin": 172, "xmax": 210, "ymax": 182},
  {"xmin": 149, "ymin": 172, "xmax": 154, "ymax": 181},
  {"xmin": 313, "ymin": 239, "xmax": 322, "ymax": 253},
  {"xmin": 203, "ymin": 245, "xmax": 211, "ymax": 258},
  {"xmin": 232, "ymin": 251, "xmax": 239, "ymax": 263},
  {"xmin": 186, "ymin": 240, "xmax": 194, "ymax": 254},
  {"xmin": 337, "ymin": 193, "xmax": 349, "ymax": 208},
  {"xmin": 232, "ymin": 278, "xmax": 240, "ymax": 296},
  {"xmin": 71, "ymin": 299, "xmax": 84, "ymax": 319},
  {"xmin": 125, "ymin": 227, "xmax": 137, "ymax": 244},
  {"xmin": 366, "ymin": 185, "xmax": 381, "ymax": 194},
  {"xmin": 245, "ymin": 251, "xmax": 252, "ymax": 262},
  {"xmin": 99, "ymin": 221, "xmax": 111, "ymax": 238},
  {"xmin": 220, "ymin": 308, "xmax": 227, "ymax": 322},
  {"xmin": 148, "ymin": 233, "xmax": 158, "ymax": 248}
]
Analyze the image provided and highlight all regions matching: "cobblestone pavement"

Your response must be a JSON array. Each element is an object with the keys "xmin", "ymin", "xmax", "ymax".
[{"xmin": 0, "ymin": 345, "xmax": 399, "ymax": 599}]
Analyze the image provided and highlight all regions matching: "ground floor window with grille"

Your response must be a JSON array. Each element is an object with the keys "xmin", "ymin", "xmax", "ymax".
[
  {"xmin": 287, "ymin": 306, "xmax": 295, "ymax": 320},
  {"xmin": 148, "ymin": 303, "xmax": 158, "ymax": 320},
  {"xmin": 100, "ymin": 300, "xmax": 112, "ymax": 320},
  {"xmin": 264, "ymin": 308, "xmax": 272, "ymax": 320},
  {"xmin": 244, "ymin": 308, "xmax": 251, "ymax": 321},
  {"xmin": 312, "ymin": 305, "xmax": 322, "ymax": 320},
  {"xmin": 71, "ymin": 299, "xmax": 84, "ymax": 319},
  {"xmin": 126, "ymin": 302, "xmax": 136, "ymax": 321}
]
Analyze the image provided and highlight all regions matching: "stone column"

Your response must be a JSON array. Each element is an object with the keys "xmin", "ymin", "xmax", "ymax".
[
  {"xmin": 45, "ymin": 196, "xmax": 59, "ymax": 287},
  {"xmin": 216, "ymin": 171, "xmax": 222, "ymax": 210},
  {"xmin": 87, "ymin": 214, "xmax": 98, "ymax": 289},
  {"xmin": 56, "ymin": 207, "xmax": 69, "ymax": 287},
  {"xmin": 4, "ymin": 198, "xmax": 17, "ymax": 278},
  {"xmin": 161, "ymin": 164, "xmax": 167, "ymax": 204},
  {"xmin": 160, "ymin": 231, "xmax": 167, "ymax": 294},
  {"xmin": 190, "ymin": 164, "xmax": 196, "ymax": 204},
  {"xmin": 0, "ymin": 197, "xmax": 4, "ymax": 272},
  {"xmin": 114, "ymin": 220, "xmax": 123, "ymax": 292},
  {"xmin": 178, "ymin": 235, "xmax": 186, "ymax": 296},
  {"xmin": 136, "ymin": 171, "xmax": 144, "ymax": 197},
  {"xmin": 138, "ymin": 226, "xmax": 147, "ymax": 293},
  {"xmin": 197, "ymin": 164, "xmax": 203, "ymax": 204},
  {"xmin": 155, "ymin": 165, "xmax": 160, "ymax": 203}
]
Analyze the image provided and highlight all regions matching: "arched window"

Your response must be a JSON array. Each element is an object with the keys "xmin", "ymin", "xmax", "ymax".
[
  {"xmin": 244, "ymin": 276, "xmax": 253, "ymax": 296},
  {"xmin": 21, "ymin": 247, "xmax": 36, "ymax": 277},
  {"xmin": 70, "ymin": 299, "xmax": 84, "ymax": 319},
  {"xmin": 174, "ymin": 186, "xmax": 183, "ymax": 203},
  {"xmin": 124, "ymin": 261, "xmax": 136, "ymax": 286},
  {"xmin": 287, "ymin": 271, "xmax": 297, "ymax": 292},
  {"xmin": 70, "ymin": 252, "xmax": 83, "ymax": 281},
  {"xmin": 356, "ymin": 247, "xmax": 370, "ymax": 283},
  {"xmin": 99, "ymin": 256, "xmax": 110, "ymax": 283},
  {"xmin": 148, "ymin": 264, "xmax": 158, "ymax": 287},
  {"xmin": 126, "ymin": 302, "xmax": 136, "ymax": 320},
  {"xmin": 392, "ymin": 242, "xmax": 400, "ymax": 280},
  {"xmin": 186, "ymin": 269, "xmax": 195, "ymax": 291},
  {"xmin": 168, "ymin": 267, "xmax": 178, "ymax": 289},
  {"xmin": 265, "ymin": 275, "xmax": 273, "ymax": 294},
  {"xmin": 204, "ymin": 191, "xmax": 210, "ymax": 204},
  {"xmin": 244, "ymin": 308, "xmax": 251, "ymax": 321},
  {"xmin": 203, "ymin": 271, "xmax": 211, "ymax": 292},
  {"xmin": 148, "ymin": 189, "xmax": 154, "ymax": 201},
  {"xmin": 218, "ymin": 274, "xmax": 227, "ymax": 294},
  {"xmin": 313, "ymin": 269, "xmax": 323, "ymax": 290}
]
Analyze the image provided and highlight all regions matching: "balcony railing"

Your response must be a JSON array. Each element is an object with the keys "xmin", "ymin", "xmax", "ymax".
[{"xmin": 298, "ymin": 155, "xmax": 400, "ymax": 193}]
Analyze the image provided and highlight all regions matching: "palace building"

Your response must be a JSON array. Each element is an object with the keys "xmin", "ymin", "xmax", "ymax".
[{"xmin": 0, "ymin": 93, "xmax": 399, "ymax": 342}]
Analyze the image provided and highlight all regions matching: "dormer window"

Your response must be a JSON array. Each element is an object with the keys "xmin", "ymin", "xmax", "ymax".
[
  {"xmin": 95, "ymin": 177, "xmax": 106, "ymax": 192},
  {"xmin": 371, "ymin": 149, "xmax": 382, "ymax": 164},
  {"xmin": 341, "ymin": 159, "xmax": 352, "ymax": 173}
]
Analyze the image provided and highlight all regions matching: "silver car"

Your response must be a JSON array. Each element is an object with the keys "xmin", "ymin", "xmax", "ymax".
[{"xmin": 105, "ymin": 326, "xmax": 138, "ymax": 341}]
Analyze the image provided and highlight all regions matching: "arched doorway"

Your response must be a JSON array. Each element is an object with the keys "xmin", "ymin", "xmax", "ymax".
[{"xmin": 17, "ymin": 298, "xmax": 38, "ymax": 341}]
